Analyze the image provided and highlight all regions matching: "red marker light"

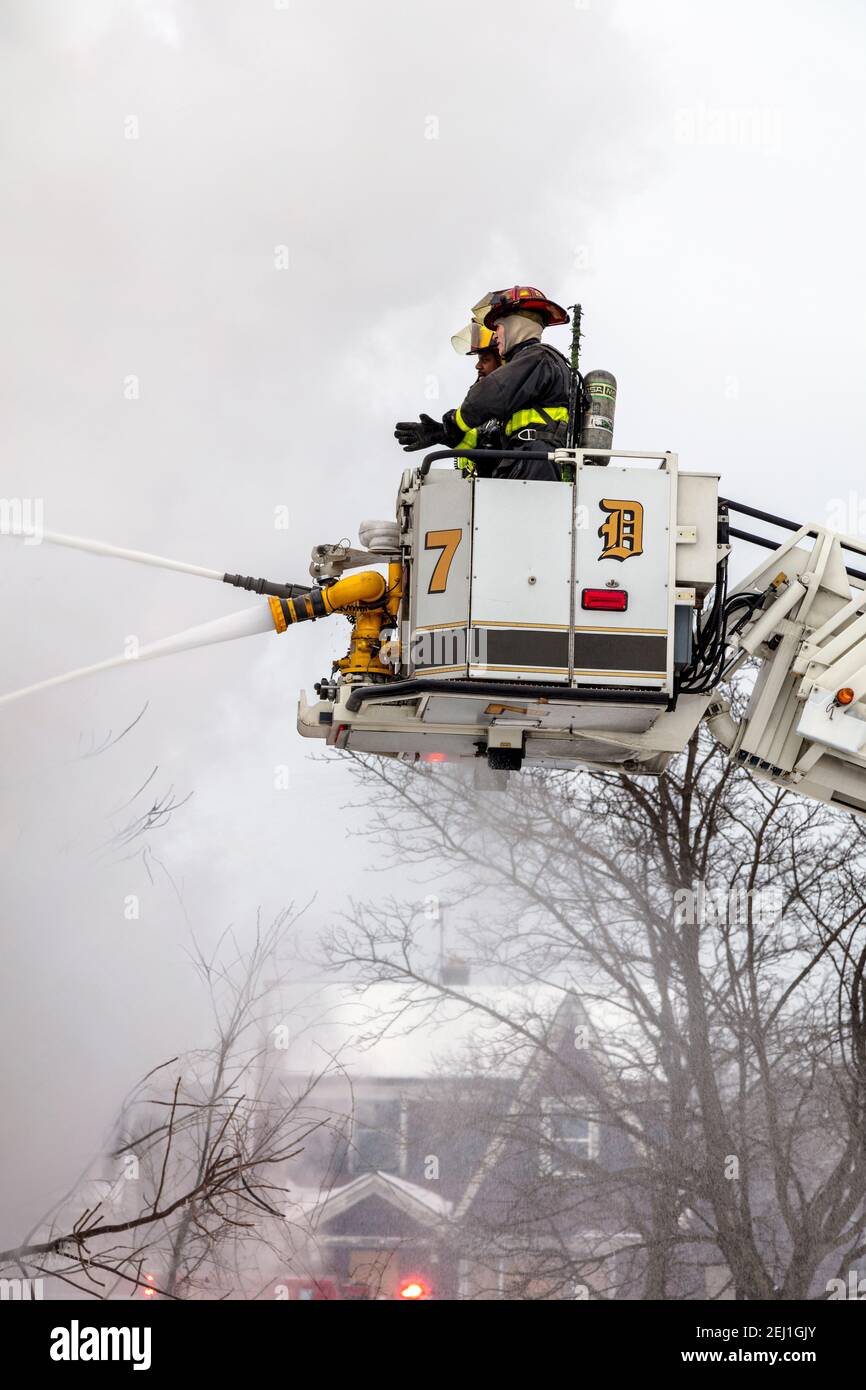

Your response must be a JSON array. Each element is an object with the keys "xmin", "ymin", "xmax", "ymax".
[
  {"xmin": 422, "ymin": 752, "xmax": 447, "ymax": 763},
  {"xmin": 141, "ymin": 1273, "xmax": 157, "ymax": 1298},
  {"xmin": 581, "ymin": 588, "xmax": 628, "ymax": 612},
  {"xmin": 398, "ymin": 1277, "xmax": 430, "ymax": 1300}
]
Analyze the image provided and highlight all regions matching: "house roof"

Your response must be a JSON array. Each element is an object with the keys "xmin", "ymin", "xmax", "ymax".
[
  {"xmin": 271, "ymin": 979, "xmax": 576, "ymax": 1081},
  {"xmin": 452, "ymin": 993, "xmax": 620, "ymax": 1227},
  {"xmin": 287, "ymin": 1170, "xmax": 452, "ymax": 1227}
]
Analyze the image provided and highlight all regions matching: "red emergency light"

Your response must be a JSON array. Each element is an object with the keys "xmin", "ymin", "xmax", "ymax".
[
  {"xmin": 581, "ymin": 588, "xmax": 628, "ymax": 612},
  {"xmin": 397, "ymin": 1277, "xmax": 430, "ymax": 1300}
]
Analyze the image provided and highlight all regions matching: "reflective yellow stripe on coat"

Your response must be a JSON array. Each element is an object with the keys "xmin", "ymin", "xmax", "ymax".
[
  {"xmin": 504, "ymin": 405, "xmax": 569, "ymax": 437},
  {"xmin": 453, "ymin": 408, "xmax": 478, "ymax": 472}
]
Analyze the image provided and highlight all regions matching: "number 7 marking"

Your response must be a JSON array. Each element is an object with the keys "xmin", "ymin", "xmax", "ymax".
[{"xmin": 425, "ymin": 528, "xmax": 463, "ymax": 594}]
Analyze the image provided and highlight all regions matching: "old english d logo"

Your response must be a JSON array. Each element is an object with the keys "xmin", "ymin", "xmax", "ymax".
[{"xmin": 598, "ymin": 498, "xmax": 644, "ymax": 561}]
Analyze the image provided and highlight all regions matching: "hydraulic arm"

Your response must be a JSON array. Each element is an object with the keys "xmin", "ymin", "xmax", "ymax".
[{"xmin": 699, "ymin": 504, "xmax": 866, "ymax": 818}]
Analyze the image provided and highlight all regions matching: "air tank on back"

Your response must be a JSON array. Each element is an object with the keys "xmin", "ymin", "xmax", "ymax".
[{"xmin": 579, "ymin": 369, "xmax": 617, "ymax": 465}]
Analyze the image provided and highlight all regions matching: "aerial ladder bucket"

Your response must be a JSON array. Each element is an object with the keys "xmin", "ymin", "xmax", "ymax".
[{"xmin": 9, "ymin": 455, "xmax": 866, "ymax": 820}]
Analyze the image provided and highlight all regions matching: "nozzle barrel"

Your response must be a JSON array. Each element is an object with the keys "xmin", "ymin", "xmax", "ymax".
[{"xmin": 267, "ymin": 571, "xmax": 389, "ymax": 632}]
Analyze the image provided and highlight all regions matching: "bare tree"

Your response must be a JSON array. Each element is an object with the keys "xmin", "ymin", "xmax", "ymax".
[
  {"xmin": 322, "ymin": 714, "xmax": 866, "ymax": 1300},
  {"xmin": 1, "ymin": 907, "xmax": 333, "ymax": 1300}
]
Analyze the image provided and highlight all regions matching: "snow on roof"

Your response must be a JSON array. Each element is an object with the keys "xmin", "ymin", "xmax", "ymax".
[
  {"xmin": 286, "ymin": 1170, "xmax": 452, "ymax": 1223},
  {"xmin": 270, "ymin": 979, "xmax": 571, "ymax": 1081},
  {"xmin": 374, "ymin": 1171, "xmax": 452, "ymax": 1216}
]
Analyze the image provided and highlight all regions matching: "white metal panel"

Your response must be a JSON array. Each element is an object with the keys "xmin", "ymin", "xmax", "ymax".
[
  {"xmin": 796, "ymin": 689, "xmax": 866, "ymax": 754},
  {"xmin": 676, "ymin": 472, "xmax": 719, "ymax": 591},
  {"xmin": 469, "ymin": 478, "xmax": 572, "ymax": 683},
  {"xmin": 573, "ymin": 464, "xmax": 673, "ymax": 688},
  {"xmin": 411, "ymin": 473, "xmax": 473, "ymax": 676}
]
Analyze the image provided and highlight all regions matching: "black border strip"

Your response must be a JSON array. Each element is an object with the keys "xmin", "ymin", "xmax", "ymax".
[{"xmin": 345, "ymin": 679, "xmax": 669, "ymax": 713}]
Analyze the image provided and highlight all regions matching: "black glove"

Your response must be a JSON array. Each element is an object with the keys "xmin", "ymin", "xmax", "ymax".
[
  {"xmin": 477, "ymin": 417, "xmax": 503, "ymax": 449},
  {"xmin": 394, "ymin": 413, "xmax": 446, "ymax": 452}
]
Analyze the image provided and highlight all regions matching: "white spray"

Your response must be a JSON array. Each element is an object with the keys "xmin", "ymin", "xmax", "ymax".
[{"xmin": 0, "ymin": 526, "xmax": 282, "ymax": 706}]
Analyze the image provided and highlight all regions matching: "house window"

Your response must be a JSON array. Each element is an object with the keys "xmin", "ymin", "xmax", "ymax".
[
  {"xmin": 540, "ymin": 1100, "xmax": 598, "ymax": 1176},
  {"xmin": 349, "ymin": 1098, "xmax": 403, "ymax": 1175}
]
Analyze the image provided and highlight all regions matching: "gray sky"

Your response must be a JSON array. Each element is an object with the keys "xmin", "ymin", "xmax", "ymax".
[{"xmin": 2, "ymin": 0, "xmax": 866, "ymax": 1239}]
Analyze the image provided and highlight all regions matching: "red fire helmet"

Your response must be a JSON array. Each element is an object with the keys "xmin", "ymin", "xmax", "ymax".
[{"xmin": 479, "ymin": 286, "xmax": 570, "ymax": 329}]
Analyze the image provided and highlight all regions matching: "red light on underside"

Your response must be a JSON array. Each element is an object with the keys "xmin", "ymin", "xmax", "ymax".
[
  {"xmin": 422, "ymin": 752, "xmax": 447, "ymax": 762},
  {"xmin": 581, "ymin": 588, "xmax": 628, "ymax": 612}
]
